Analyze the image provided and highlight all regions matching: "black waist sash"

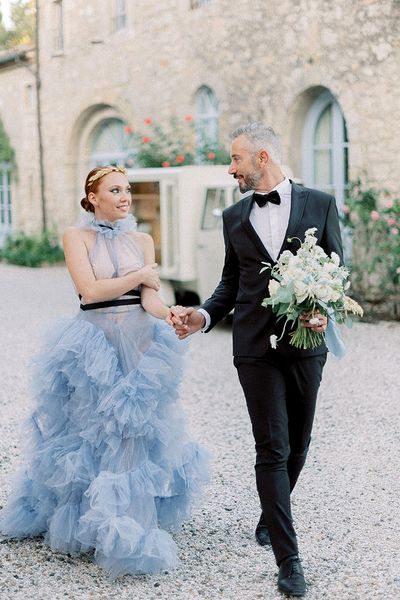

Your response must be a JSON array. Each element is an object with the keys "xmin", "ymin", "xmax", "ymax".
[{"xmin": 79, "ymin": 289, "xmax": 141, "ymax": 311}]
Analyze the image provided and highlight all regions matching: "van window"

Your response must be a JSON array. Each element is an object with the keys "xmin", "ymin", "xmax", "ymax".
[
  {"xmin": 201, "ymin": 188, "xmax": 226, "ymax": 230},
  {"xmin": 233, "ymin": 187, "xmax": 242, "ymax": 203}
]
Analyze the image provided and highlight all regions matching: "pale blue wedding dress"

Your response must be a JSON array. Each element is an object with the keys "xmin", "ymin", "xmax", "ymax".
[{"xmin": 0, "ymin": 215, "xmax": 209, "ymax": 577}]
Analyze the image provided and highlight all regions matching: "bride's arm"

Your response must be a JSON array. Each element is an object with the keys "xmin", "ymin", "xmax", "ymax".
[
  {"xmin": 139, "ymin": 233, "xmax": 174, "ymax": 320},
  {"xmin": 63, "ymin": 228, "xmax": 160, "ymax": 303}
]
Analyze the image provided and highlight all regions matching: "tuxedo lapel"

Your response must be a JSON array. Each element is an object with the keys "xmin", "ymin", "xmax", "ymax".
[
  {"xmin": 240, "ymin": 194, "xmax": 275, "ymax": 262},
  {"xmin": 278, "ymin": 182, "xmax": 309, "ymax": 255}
]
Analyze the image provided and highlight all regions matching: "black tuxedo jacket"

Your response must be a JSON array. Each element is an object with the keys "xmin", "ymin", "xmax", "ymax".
[{"xmin": 201, "ymin": 182, "xmax": 344, "ymax": 358}]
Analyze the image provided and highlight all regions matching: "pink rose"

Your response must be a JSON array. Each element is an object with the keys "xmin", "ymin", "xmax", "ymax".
[
  {"xmin": 207, "ymin": 151, "xmax": 216, "ymax": 160},
  {"xmin": 142, "ymin": 136, "xmax": 151, "ymax": 143},
  {"xmin": 391, "ymin": 228, "xmax": 399, "ymax": 235},
  {"xmin": 370, "ymin": 210, "xmax": 380, "ymax": 221},
  {"xmin": 144, "ymin": 118, "xmax": 153, "ymax": 125},
  {"xmin": 184, "ymin": 115, "xmax": 193, "ymax": 122},
  {"xmin": 387, "ymin": 217, "xmax": 396, "ymax": 226},
  {"xmin": 124, "ymin": 126, "xmax": 133, "ymax": 134},
  {"xmin": 384, "ymin": 199, "xmax": 393, "ymax": 209},
  {"xmin": 162, "ymin": 161, "xmax": 170, "ymax": 167},
  {"xmin": 342, "ymin": 205, "xmax": 350, "ymax": 214},
  {"xmin": 175, "ymin": 154, "xmax": 185, "ymax": 164}
]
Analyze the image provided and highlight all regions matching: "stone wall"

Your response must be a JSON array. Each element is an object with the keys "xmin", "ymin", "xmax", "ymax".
[
  {"xmin": 1, "ymin": 0, "xmax": 399, "ymax": 234},
  {"xmin": 0, "ymin": 49, "xmax": 39, "ymax": 234}
]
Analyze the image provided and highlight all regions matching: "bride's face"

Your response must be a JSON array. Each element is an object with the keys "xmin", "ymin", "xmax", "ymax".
[{"xmin": 89, "ymin": 172, "xmax": 132, "ymax": 221}]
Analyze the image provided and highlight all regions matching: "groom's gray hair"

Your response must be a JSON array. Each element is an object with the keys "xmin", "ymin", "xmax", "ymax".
[{"xmin": 231, "ymin": 122, "xmax": 282, "ymax": 166}]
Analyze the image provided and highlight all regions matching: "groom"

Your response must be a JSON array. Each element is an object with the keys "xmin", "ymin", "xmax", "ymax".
[{"xmin": 173, "ymin": 122, "xmax": 343, "ymax": 596}]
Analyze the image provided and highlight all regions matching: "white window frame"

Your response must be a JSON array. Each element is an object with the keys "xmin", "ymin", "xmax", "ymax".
[
  {"xmin": 0, "ymin": 162, "xmax": 12, "ymax": 247},
  {"xmin": 302, "ymin": 90, "xmax": 348, "ymax": 209}
]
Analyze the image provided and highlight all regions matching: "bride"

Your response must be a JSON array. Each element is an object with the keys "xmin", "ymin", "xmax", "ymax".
[{"xmin": 0, "ymin": 165, "xmax": 209, "ymax": 577}]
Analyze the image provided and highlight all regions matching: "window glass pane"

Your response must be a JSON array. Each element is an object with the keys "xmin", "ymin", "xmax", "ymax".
[
  {"xmin": 314, "ymin": 105, "xmax": 331, "ymax": 146},
  {"xmin": 54, "ymin": 0, "xmax": 64, "ymax": 51},
  {"xmin": 191, "ymin": 0, "xmax": 212, "ymax": 8},
  {"xmin": 114, "ymin": 0, "xmax": 126, "ymax": 31},
  {"xmin": 201, "ymin": 189, "xmax": 226, "ymax": 230},
  {"xmin": 91, "ymin": 118, "xmax": 136, "ymax": 166},
  {"xmin": 233, "ymin": 187, "xmax": 242, "ymax": 204},
  {"xmin": 0, "ymin": 185, "xmax": 4, "ymax": 224},
  {"xmin": 313, "ymin": 149, "xmax": 332, "ymax": 186},
  {"xmin": 196, "ymin": 86, "xmax": 219, "ymax": 151},
  {"xmin": 344, "ymin": 146, "xmax": 349, "ymax": 185}
]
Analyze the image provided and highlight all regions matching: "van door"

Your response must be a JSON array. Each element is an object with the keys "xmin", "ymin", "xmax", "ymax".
[{"xmin": 196, "ymin": 187, "xmax": 227, "ymax": 302}]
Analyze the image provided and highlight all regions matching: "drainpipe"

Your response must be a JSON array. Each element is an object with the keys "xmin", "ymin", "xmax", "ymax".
[{"xmin": 34, "ymin": 0, "xmax": 46, "ymax": 232}]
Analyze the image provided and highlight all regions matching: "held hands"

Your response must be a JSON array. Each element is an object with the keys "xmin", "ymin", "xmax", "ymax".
[
  {"xmin": 168, "ymin": 307, "xmax": 206, "ymax": 339},
  {"xmin": 300, "ymin": 309, "xmax": 328, "ymax": 333},
  {"xmin": 139, "ymin": 263, "xmax": 160, "ymax": 291}
]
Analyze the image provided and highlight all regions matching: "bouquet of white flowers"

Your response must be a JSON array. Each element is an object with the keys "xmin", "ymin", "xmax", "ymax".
[{"xmin": 261, "ymin": 228, "xmax": 363, "ymax": 351}]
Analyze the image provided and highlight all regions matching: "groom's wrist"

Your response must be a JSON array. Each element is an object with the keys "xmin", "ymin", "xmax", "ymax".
[{"xmin": 197, "ymin": 308, "xmax": 210, "ymax": 332}]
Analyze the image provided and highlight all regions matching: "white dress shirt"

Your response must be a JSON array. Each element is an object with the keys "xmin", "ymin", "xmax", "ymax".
[
  {"xmin": 249, "ymin": 176, "xmax": 292, "ymax": 261},
  {"xmin": 198, "ymin": 177, "xmax": 292, "ymax": 331}
]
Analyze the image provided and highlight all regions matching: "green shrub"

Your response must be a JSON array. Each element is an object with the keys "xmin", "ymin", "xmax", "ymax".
[
  {"xmin": 341, "ymin": 180, "xmax": 400, "ymax": 297},
  {"xmin": 0, "ymin": 230, "xmax": 65, "ymax": 267}
]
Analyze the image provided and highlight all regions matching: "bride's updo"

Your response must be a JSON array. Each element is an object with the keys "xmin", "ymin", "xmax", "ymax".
[{"xmin": 81, "ymin": 165, "xmax": 128, "ymax": 212}]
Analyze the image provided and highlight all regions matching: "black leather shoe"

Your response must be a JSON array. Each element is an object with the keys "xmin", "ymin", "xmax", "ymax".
[
  {"xmin": 277, "ymin": 556, "xmax": 306, "ymax": 596},
  {"xmin": 255, "ymin": 513, "xmax": 271, "ymax": 546}
]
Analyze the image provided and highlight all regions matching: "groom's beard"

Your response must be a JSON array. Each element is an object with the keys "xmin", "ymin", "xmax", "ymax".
[{"xmin": 236, "ymin": 165, "xmax": 262, "ymax": 193}]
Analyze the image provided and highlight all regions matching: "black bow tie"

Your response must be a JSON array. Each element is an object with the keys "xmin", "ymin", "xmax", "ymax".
[{"xmin": 253, "ymin": 190, "xmax": 281, "ymax": 207}]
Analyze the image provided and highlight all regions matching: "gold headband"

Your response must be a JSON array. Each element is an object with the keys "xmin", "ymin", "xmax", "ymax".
[{"xmin": 87, "ymin": 166, "xmax": 127, "ymax": 187}]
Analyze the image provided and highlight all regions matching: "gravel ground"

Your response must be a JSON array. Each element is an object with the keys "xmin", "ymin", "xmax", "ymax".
[{"xmin": 0, "ymin": 263, "xmax": 399, "ymax": 600}]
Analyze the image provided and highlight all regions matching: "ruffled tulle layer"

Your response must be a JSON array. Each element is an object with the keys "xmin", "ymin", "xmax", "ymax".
[{"xmin": 0, "ymin": 310, "xmax": 209, "ymax": 577}]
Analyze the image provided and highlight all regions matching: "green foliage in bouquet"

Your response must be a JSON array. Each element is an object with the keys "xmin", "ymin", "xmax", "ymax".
[
  {"xmin": 342, "ymin": 180, "xmax": 400, "ymax": 288},
  {"xmin": 0, "ymin": 230, "xmax": 65, "ymax": 267}
]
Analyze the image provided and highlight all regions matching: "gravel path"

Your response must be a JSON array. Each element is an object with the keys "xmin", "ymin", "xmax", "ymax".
[{"xmin": 0, "ymin": 263, "xmax": 399, "ymax": 600}]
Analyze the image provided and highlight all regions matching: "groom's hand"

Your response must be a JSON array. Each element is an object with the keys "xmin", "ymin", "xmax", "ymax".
[
  {"xmin": 171, "ymin": 307, "xmax": 206, "ymax": 339},
  {"xmin": 300, "ymin": 310, "xmax": 327, "ymax": 333}
]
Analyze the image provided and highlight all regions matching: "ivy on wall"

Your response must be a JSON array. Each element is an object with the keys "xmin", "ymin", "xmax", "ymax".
[{"xmin": 0, "ymin": 119, "xmax": 15, "ymax": 166}]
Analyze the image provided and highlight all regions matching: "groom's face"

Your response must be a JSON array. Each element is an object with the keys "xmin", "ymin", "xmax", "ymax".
[{"xmin": 228, "ymin": 135, "xmax": 262, "ymax": 193}]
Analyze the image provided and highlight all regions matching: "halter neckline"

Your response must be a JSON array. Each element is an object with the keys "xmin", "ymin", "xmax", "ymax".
[{"xmin": 81, "ymin": 214, "xmax": 138, "ymax": 238}]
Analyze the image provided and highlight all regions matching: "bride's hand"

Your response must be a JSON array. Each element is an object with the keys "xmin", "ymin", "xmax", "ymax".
[
  {"xmin": 165, "ymin": 305, "xmax": 186, "ymax": 326},
  {"xmin": 138, "ymin": 264, "xmax": 160, "ymax": 291}
]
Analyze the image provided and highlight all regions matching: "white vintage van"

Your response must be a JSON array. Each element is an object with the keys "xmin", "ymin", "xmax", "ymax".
[{"xmin": 126, "ymin": 165, "xmax": 243, "ymax": 305}]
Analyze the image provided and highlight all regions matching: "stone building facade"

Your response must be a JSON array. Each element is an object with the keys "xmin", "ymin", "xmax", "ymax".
[{"xmin": 0, "ymin": 0, "xmax": 399, "ymax": 239}]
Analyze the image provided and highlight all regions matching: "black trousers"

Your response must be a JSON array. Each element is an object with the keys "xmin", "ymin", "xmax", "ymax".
[{"xmin": 234, "ymin": 350, "xmax": 326, "ymax": 565}]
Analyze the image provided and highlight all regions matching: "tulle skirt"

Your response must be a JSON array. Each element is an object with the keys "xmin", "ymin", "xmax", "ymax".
[{"xmin": 0, "ymin": 306, "xmax": 209, "ymax": 577}]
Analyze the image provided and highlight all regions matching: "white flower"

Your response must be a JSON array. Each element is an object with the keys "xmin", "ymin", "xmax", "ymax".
[
  {"xmin": 294, "ymin": 280, "xmax": 309, "ymax": 303},
  {"xmin": 278, "ymin": 250, "xmax": 293, "ymax": 265},
  {"xmin": 268, "ymin": 279, "xmax": 280, "ymax": 296},
  {"xmin": 305, "ymin": 227, "xmax": 318, "ymax": 236},
  {"xmin": 308, "ymin": 317, "xmax": 320, "ymax": 326},
  {"xmin": 313, "ymin": 284, "xmax": 332, "ymax": 302},
  {"xmin": 270, "ymin": 334, "xmax": 278, "ymax": 349},
  {"xmin": 323, "ymin": 261, "xmax": 336, "ymax": 274},
  {"xmin": 330, "ymin": 289, "xmax": 341, "ymax": 302},
  {"xmin": 330, "ymin": 251, "xmax": 340, "ymax": 266}
]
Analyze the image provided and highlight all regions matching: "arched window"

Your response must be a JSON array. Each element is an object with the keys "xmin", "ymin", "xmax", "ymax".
[
  {"xmin": 195, "ymin": 86, "xmax": 219, "ymax": 155},
  {"xmin": 302, "ymin": 91, "xmax": 348, "ymax": 209},
  {"xmin": 90, "ymin": 118, "xmax": 136, "ymax": 167}
]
